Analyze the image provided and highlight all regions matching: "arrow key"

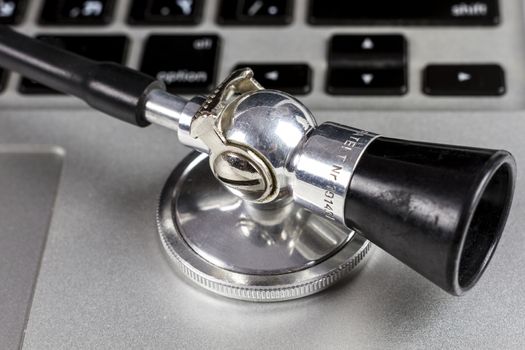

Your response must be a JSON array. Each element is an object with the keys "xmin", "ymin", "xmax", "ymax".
[
  {"xmin": 327, "ymin": 68, "xmax": 407, "ymax": 95},
  {"xmin": 234, "ymin": 64, "xmax": 312, "ymax": 95},
  {"xmin": 423, "ymin": 64, "xmax": 505, "ymax": 96}
]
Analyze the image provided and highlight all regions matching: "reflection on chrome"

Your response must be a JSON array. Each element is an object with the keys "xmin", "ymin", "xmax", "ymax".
[{"xmin": 173, "ymin": 154, "xmax": 354, "ymax": 275}]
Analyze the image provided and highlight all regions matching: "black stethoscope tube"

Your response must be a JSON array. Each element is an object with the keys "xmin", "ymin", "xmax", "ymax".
[{"xmin": 0, "ymin": 26, "xmax": 164, "ymax": 126}]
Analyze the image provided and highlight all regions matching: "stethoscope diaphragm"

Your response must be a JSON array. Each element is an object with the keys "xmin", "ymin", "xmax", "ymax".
[{"xmin": 157, "ymin": 152, "xmax": 372, "ymax": 302}]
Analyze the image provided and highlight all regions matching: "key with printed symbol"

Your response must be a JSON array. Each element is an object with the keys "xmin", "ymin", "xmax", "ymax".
[
  {"xmin": 0, "ymin": 0, "xmax": 27, "ymax": 24},
  {"xmin": 218, "ymin": 0, "xmax": 293, "ymax": 25},
  {"xmin": 329, "ymin": 35, "xmax": 406, "ymax": 68},
  {"xmin": 140, "ymin": 35, "xmax": 220, "ymax": 94},
  {"xmin": 328, "ymin": 68, "xmax": 407, "ymax": 95},
  {"xmin": 234, "ymin": 64, "xmax": 311, "ymax": 95},
  {"xmin": 128, "ymin": 0, "xmax": 203, "ymax": 25},
  {"xmin": 423, "ymin": 64, "xmax": 505, "ymax": 96},
  {"xmin": 327, "ymin": 34, "xmax": 408, "ymax": 95},
  {"xmin": 309, "ymin": 0, "xmax": 500, "ymax": 26},
  {"xmin": 40, "ymin": 0, "xmax": 115, "ymax": 25}
]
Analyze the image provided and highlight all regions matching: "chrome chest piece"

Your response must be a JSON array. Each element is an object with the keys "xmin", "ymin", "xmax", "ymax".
[
  {"xmin": 189, "ymin": 69, "xmax": 277, "ymax": 203},
  {"xmin": 156, "ymin": 69, "xmax": 372, "ymax": 302}
]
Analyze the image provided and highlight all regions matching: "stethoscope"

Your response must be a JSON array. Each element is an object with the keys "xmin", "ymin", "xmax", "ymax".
[{"xmin": 0, "ymin": 26, "xmax": 516, "ymax": 301}]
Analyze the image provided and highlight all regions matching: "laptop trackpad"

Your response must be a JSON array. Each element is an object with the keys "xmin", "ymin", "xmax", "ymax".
[{"xmin": 0, "ymin": 146, "xmax": 64, "ymax": 350}]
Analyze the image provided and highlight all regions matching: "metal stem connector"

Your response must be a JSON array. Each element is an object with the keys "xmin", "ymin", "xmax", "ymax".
[
  {"xmin": 144, "ymin": 89, "xmax": 208, "ymax": 153},
  {"xmin": 294, "ymin": 124, "xmax": 379, "ymax": 224}
]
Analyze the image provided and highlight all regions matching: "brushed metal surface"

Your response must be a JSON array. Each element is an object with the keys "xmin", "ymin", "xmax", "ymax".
[
  {"xmin": 0, "ymin": 108, "xmax": 522, "ymax": 349},
  {"xmin": 0, "ymin": 147, "xmax": 63, "ymax": 350},
  {"xmin": 0, "ymin": 0, "xmax": 524, "ymax": 348}
]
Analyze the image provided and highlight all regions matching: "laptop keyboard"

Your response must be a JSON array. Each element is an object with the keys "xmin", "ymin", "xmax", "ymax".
[{"xmin": 1, "ymin": 0, "xmax": 523, "ymax": 112}]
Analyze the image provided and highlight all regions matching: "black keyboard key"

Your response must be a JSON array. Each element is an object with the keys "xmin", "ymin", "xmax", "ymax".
[
  {"xmin": 327, "ymin": 68, "xmax": 407, "ymax": 95},
  {"xmin": 309, "ymin": 0, "xmax": 499, "ymax": 26},
  {"xmin": 423, "ymin": 64, "xmax": 505, "ymax": 96},
  {"xmin": 330, "ymin": 35, "xmax": 407, "ymax": 68},
  {"xmin": 218, "ymin": 0, "xmax": 293, "ymax": 25},
  {"xmin": 140, "ymin": 35, "xmax": 220, "ymax": 94},
  {"xmin": 327, "ymin": 35, "xmax": 408, "ymax": 95},
  {"xmin": 234, "ymin": 64, "xmax": 311, "ymax": 95},
  {"xmin": 128, "ymin": 0, "xmax": 203, "ymax": 25},
  {"xmin": 0, "ymin": 0, "xmax": 27, "ymax": 24},
  {"xmin": 19, "ymin": 35, "xmax": 128, "ymax": 94},
  {"xmin": 0, "ymin": 69, "xmax": 8, "ymax": 92},
  {"xmin": 40, "ymin": 0, "xmax": 115, "ymax": 25}
]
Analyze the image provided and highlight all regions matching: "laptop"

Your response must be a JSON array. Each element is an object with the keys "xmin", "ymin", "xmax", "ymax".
[{"xmin": 1, "ymin": 0, "xmax": 524, "ymax": 348}]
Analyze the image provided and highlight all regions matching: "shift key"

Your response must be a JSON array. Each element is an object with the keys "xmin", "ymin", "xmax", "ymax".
[
  {"xmin": 140, "ymin": 35, "xmax": 220, "ymax": 94},
  {"xmin": 308, "ymin": 0, "xmax": 500, "ymax": 26}
]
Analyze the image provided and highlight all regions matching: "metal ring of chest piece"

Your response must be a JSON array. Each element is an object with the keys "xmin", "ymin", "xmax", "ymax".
[{"xmin": 157, "ymin": 152, "xmax": 372, "ymax": 302}]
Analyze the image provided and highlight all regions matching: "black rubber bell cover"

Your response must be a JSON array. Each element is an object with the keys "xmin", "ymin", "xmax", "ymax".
[{"xmin": 345, "ymin": 137, "xmax": 516, "ymax": 295}]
